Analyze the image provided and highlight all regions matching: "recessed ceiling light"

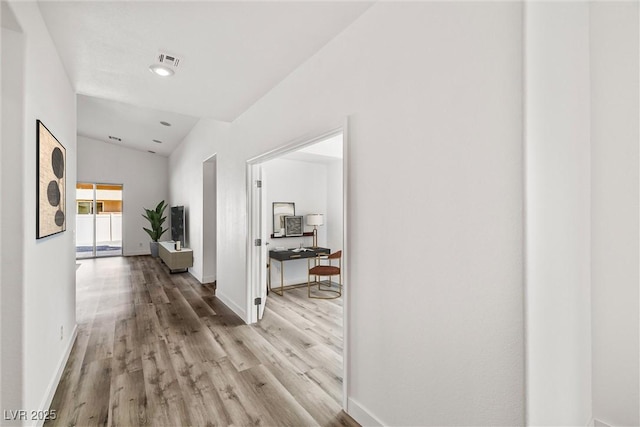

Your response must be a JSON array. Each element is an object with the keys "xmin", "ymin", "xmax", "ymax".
[
  {"xmin": 160, "ymin": 121, "xmax": 171, "ymax": 127},
  {"xmin": 148, "ymin": 150, "xmax": 156, "ymax": 154},
  {"xmin": 153, "ymin": 139, "xmax": 162, "ymax": 144},
  {"xmin": 149, "ymin": 64, "xmax": 174, "ymax": 77}
]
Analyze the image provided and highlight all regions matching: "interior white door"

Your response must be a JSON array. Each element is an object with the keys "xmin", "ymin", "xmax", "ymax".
[
  {"xmin": 258, "ymin": 169, "xmax": 268, "ymax": 320},
  {"xmin": 250, "ymin": 163, "xmax": 268, "ymax": 321}
]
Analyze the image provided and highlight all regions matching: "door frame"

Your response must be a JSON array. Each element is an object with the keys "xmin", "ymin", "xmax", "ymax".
[
  {"xmin": 246, "ymin": 119, "xmax": 349, "ymax": 410},
  {"xmin": 202, "ymin": 154, "xmax": 218, "ymax": 284},
  {"xmin": 246, "ymin": 161, "xmax": 266, "ymax": 321},
  {"xmin": 75, "ymin": 181, "xmax": 124, "ymax": 258}
]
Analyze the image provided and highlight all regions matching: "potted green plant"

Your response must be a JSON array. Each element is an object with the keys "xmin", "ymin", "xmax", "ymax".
[{"xmin": 142, "ymin": 200, "xmax": 167, "ymax": 258}]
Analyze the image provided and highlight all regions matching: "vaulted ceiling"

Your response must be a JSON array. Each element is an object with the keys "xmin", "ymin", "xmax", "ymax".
[{"xmin": 38, "ymin": 1, "xmax": 372, "ymax": 155}]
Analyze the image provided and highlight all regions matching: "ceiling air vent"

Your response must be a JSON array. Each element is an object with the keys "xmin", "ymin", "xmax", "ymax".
[
  {"xmin": 157, "ymin": 52, "xmax": 181, "ymax": 69},
  {"xmin": 108, "ymin": 135, "xmax": 121, "ymax": 142}
]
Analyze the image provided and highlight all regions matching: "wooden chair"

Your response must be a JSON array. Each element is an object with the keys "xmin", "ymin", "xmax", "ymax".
[{"xmin": 307, "ymin": 250, "xmax": 342, "ymax": 299}]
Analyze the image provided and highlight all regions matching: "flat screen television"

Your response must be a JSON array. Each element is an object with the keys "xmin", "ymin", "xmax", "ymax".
[{"xmin": 171, "ymin": 205, "xmax": 185, "ymax": 246}]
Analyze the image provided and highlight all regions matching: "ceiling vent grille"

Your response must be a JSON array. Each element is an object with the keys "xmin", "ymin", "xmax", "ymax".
[{"xmin": 158, "ymin": 52, "xmax": 181, "ymax": 68}]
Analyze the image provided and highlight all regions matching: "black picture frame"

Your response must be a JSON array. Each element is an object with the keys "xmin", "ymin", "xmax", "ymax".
[
  {"xmin": 284, "ymin": 215, "xmax": 304, "ymax": 237},
  {"xmin": 36, "ymin": 120, "xmax": 66, "ymax": 239}
]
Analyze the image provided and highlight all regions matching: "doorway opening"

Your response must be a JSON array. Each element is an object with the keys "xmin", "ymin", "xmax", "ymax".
[
  {"xmin": 247, "ymin": 125, "xmax": 347, "ymax": 409},
  {"xmin": 76, "ymin": 182, "xmax": 123, "ymax": 258},
  {"xmin": 202, "ymin": 155, "xmax": 217, "ymax": 285}
]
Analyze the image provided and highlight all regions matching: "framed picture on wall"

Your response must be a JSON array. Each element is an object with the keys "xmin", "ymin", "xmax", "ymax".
[
  {"xmin": 36, "ymin": 120, "xmax": 66, "ymax": 239},
  {"xmin": 273, "ymin": 202, "xmax": 295, "ymax": 234},
  {"xmin": 284, "ymin": 215, "xmax": 304, "ymax": 237}
]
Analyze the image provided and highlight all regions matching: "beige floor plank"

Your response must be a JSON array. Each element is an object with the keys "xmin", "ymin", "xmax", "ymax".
[
  {"xmin": 73, "ymin": 358, "xmax": 112, "ymax": 427},
  {"xmin": 306, "ymin": 343, "xmax": 343, "ymax": 380},
  {"xmin": 140, "ymin": 340, "xmax": 192, "ymax": 427},
  {"xmin": 206, "ymin": 358, "xmax": 275, "ymax": 426},
  {"xmin": 266, "ymin": 293, "xmax": 343, "ymax": 355},
  {"xmin": 181, "ymin": 287, "xmax": 218, "ymax": 318},
  {"xmin": 237, "ymin": 326, "xmax": 345, "ymax": 426},
  {"xmin": 108, "ymin": 369, "xmax": 148, "ymax": 427},
  {"xmin": 202, "ymin": 318, "xmax": 262, "ymax": 372},
  {"xmin": 180, "ymin": 328, "xmax": 227, "ymax": 364},
  {"xmin": 305, "ymin": 366, "xmax": 343, "ymax": 405},
  {"xmin": 238, "ymin": 364, "xmax": 319, "ymax": 426},
  {"xmin": 134, "ymin": 303, "xmax": 165, "ymax": 346},
  {"xmin": 83, "ymin": 316, "xmax": 115, "ymax": 365},
  {"xmin": 168, "ymin": 339, "xmax": 233, "ymax": 426},
  {"xmin": 145, "ymin": 279, "xmax": 171, "ymax": 305},
  {"xmin": 252, "ymin": 308, "xmax": 329, "ymax": 373},
  {"xmin": 281, "ymin": 287, "xmax": 343, "ymax": 330},
  {"xmin": 112, "ymin": 317, "xmax": 142, "ymax": 376}
]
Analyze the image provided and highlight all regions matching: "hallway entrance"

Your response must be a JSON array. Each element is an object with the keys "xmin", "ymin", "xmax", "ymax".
[{"xmin": 247, "ymin": 126, "xmax": 347, "ymax": 409}]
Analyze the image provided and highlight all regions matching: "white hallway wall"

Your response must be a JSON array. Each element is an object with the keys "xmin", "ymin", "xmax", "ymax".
[
  {"xmin": 525, "ymin": 3, "xmax": 592, "ymax": 424},
  {"xmin": 170, "ymin": 2, "xmax": 524, "ymax": 424},
  {"xmin": 590, "ymin": 2, "xmax": 640, "ymax": 425},
  {"xmin": 232, "ymin": 3, "xmax": 524, "ymax": 424},
  {"xmin": 526, "ymin": 2, "xmax": 640, "ymax": 425},
  {"xmin": 168, "ymin": 119, "xmax": 230, "ymax": 286},
  {"xmin": 1, "ymin": 9, "xmax": 25, "ymax": 417},
  {"xmin": 1, "ymin": 1, "xmax": 77, "ymax": 422},
  {"xmin": 77, "ymin": 136, "xmax": 169, "ymax": 256},
  {"xmin": 0, "ymin": 1, "xmax": 633, "ymax": 424}
]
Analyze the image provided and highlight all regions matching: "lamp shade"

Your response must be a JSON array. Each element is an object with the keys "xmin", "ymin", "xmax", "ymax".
[{"xmin": 306, "ymin": 214, "xmax": 324, "ymax": 226}]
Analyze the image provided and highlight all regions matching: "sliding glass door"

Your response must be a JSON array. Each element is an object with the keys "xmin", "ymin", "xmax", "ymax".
[{"xmin": 76, "ymin": 183, "xmax": 123, "ymax": 258}]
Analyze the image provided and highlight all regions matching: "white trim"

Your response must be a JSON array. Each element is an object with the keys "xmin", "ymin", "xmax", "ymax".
[
  {"xmin": 202, "ymin": 275, "xmax": 216, "ymax": 284},
  {"xmin": 341, "ymin": 117, "xmax": 350, "ymax": 411},
  {"xmin": 216, "ymin": 290, "xmax": 247, "ymax": 323},
  {"xmin": 246, "ymin": 163, "xmax": 258, "ymax": 324},
  {"xmin": 245, "ymin": 122, "xmax": 349, "ymax": 409},
  {"xmin": 245, "ymin": 163, "xmax": 258, "ymax": 323},
  {"xmin": 245, "ymin": 125, "xmax": 345, "ymax": 323},
  {"xmin": 124, "ymin": 250, "xmax": 150, "ymax": 256},
  {"xmin": 246, "ymin": 127, "xmax": 344, "ymax": 165},
  {"xmin": 202, "ymin": 154, "xmax": 218, "ymax": 290},
  {"xmin": 592, "ymin": 419, "xmax": 612, "ymax": 427},
  {"xmin": 347, "ymin": 397, "xmax": 384, "ymax": 427},
  {"xmin": 35, "ymin": 324, "xmax": 78, "ymax": 427},
  {"xmin": 187, "ymin": 269, "xmax": 203, "ymax": 284},
  {"xmin": 522, "ymin": 2, "xmax": 530, "ymax": 424}
]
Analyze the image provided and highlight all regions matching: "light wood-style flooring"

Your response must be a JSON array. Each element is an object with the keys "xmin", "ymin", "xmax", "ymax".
[{"xmin": 46, "ymin": 256, "xmax": 355, "ymax": 427}]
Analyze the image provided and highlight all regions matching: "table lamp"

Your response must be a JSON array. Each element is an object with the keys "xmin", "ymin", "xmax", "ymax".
[{"xmin": 306, "ymin": 214, "xmax": 324, "ymax": 248}]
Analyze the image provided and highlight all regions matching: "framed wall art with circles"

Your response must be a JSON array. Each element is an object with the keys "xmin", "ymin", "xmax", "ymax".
[{"xmin": 36, "ymin": 120, "xmax": 66, "ymax": 239}]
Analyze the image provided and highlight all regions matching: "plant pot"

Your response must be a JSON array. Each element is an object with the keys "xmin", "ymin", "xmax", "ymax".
[{"xmin": 149, "ymin": 241, "xmax": 159, "ymax": 258}]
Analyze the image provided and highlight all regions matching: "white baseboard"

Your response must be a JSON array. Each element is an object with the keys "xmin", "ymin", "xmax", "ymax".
[
  {"xmin": 35, "ymin": 324, "xmax": 78, "ymax": 427},
  {"xmin": 186, "ymin": 269, "xmax": 203, "ymax": 283},
  {"xmin": 347, "ymin": 397, "xmax": 384, "ymax": 427},
  {"xmin": 123, "ymin": 250, "xmax": 150, "ymax": 256},
  {"xmin": 202, "ymin": 275, "xmax": 216, "ymax": 284},
  {"xmin": 216, "ymin": 291, "xmax": 247, "ymax": 322}
]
